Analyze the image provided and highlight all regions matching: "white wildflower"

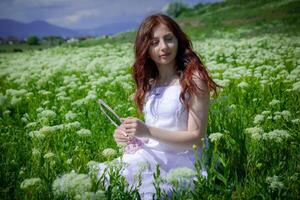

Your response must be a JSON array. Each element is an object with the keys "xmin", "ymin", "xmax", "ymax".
[
  {"xmin": 273, "ymin": 115, "xmax": 281, "ymax": 120},
  {"xmin": 19, "ymin": 167, "xmax": 26, "ymax": 176},
  {"xmin": 39, "ymin": 126, "xmax": 57, "ymax": 135},
  {"xmin": 281, "ymin": 110, "xmax": 291, "ymax": 120},
  {"xmin": 269, "ymin": 99, "xmax": 280, "ymax": 106},
  {"xmin": 254, "ymin": 114, "xmax": 264, "ymax": 124},
  {"xmin": 53, "ymin": 124, "xmax": 64, "ymax": 131},
  {"xmin": 121, "ymin": 82, "xmax": 132, "ymax": 90},
  {"xmin": 3, "ymin": 110, "xmax": 11, "ymax": 116},
  {"xmin": 260, "ymin": 79, "xmax": 269, "ymax": 86},
  {"xmin": 38, "ymin": 90, "xmax": 51, "ymax": 96},
  {"xmin": 20, "ymin": 178, "xmax": 42, "ymax": 191},
  {"xmin": 292, "ymin": 81, "xmax": 300, "ymax": 92},
  {"xmin": 263, "ymin": 129, "xmax": 290, "ymax": 143},
  {"xmin": 58, "ymin": 96, "xmax": 71, "ymax": 101},
  {"xmin": 78, "ymin": 85, "xmax": 87, "ymax": 91},
  {"xmin": 36, "ymin": 107, "xmax": 44, "ymax": 113},
  {"xmin": 214, "ymin": 79, "xmax": 230, "ymax": 87},
  {"xmin": 25, "ymin": 92, "xmax": 34, "ymax": 99},
  {"xmin": 37, "ymin": 109, "xmax": 57, "ymax": 120},
  {"xmin": 274, "ymin": 111, "xmax": 281, "ymax": 115},
  {"xmin": 52, "ymin": 170, "xmax": 92, "ymax": 197},
  {"xmin": 6, "ymin": 88, "xmax": 28, "ymax": 97},
  {"xmin": 104, "ymin": 90, "xmax": 114, "ymax": 97},
  {"xmin": 11, "ymin": 96, "xmax": 21, "ymax": 106},
  {"xmin": 28, "ymin": 131, "xmax": 45, "ymax": 140},
  {"xmin": 66, "ymin": 159, "xmax": 73, "ymax": 165},
  {"xmin": 44, "ymin": 152, "xmax": 55, "ymax": 159},
  {"xmin": 237, "ymin": 81, "xmax": 249, "ymax": 89},
  {"xmin": 85, "ymin": 91, "xmax": 97, "ymax": 102},
  {"xmin": 266, "ymin": 176, "xmax": 284, "ymax": 191},
  {"xmin": 77, "ymin": 129, "xmax": 92, "ymax": 137},
  {"xmin": 32, "ymin": 148, "xmax": 41, "ymax": 156},
  {"xmin": 64, "ymin": 121, "xmax": 81, "ymax": 130},
  {"xmin": 74, "ymin": 190, "xmax": 105, "ymax": 200},
  {"xmin": 86, "ymin": 161, "xmax": 99, "ymax": 171},
  {"xmin": 261, "ymin": 110, "xmax": 271, "ymax": 115},
  {"xmin": 65, "ymin": 111, "xmax": 77, "ymax": 121},
  {"xmin": 42, "ymin": 100, "xmax": 50, "ymax": 106},
  {"xmin": 209, "ymin": 132, "xmax": 223, "ymax": 142},
  {"xmin": 21, "ymin": 113, "xmax": 30, "ymax": 123},
  {"xmin": 228, "ymin": 104, "xmax": 236, "ymax": 111},
  {"xmin": 72, "ymin": 99, "xmax": 85, "ymax": 107},
  {"xmin": 291, "ymin": 118, "xmax": 300, "ymax": 124},
  {"xmin": 102, "ymin": 148, "xmax": 117, "ymax": 158},
  {"xmin": 165, "ymin": 167, "xmax": 196, "ymax": 186},
  {"xmin": 245, "ymin": 126, "xmax": 264, "ymax": 140}
]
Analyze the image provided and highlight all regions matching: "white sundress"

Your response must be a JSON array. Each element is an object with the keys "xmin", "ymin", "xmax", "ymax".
[{"xmin": 97, "ymin": 84, "xmax": 208, "ymax": 199}]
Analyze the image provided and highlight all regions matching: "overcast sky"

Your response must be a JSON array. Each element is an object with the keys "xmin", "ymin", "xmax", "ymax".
[{"xmin": 0, "ymin": 0, "xmax": 223, "ymax": 29}]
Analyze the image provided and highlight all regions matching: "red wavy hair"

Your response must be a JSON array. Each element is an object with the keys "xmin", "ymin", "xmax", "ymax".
[{"xmin": 132, "ymin": 13, "xmax": 221, "ymax": 113}]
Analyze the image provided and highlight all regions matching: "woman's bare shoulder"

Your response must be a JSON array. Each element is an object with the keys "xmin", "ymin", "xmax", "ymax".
[{"xmin": 192, "ymin": 72, "xmax": 209, "ymax": 96}]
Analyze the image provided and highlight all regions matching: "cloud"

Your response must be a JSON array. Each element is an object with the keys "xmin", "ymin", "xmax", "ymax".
[
  {"xmin": 46, "ymin": 0, "xmax": 169, "ymax": 28},
  {"xmin": 0, "ymin": 0, "xmax": 223, "ymax": 29},
  {"xmin": 48, "ymin": 9, "xmax": 99, "ymax": 26},
  {"xmin": 12, "ymin": 0, "xmax": 73, "ymax": 7}
]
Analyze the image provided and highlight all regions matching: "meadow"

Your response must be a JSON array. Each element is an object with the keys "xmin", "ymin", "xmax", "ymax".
[
  {"xmin": 1, "ymin": 30, "xmax": 299, "ymax": 199},
  {"xmin": 1, "ymin": 0, "xmax": 300, "ymax": 198}
]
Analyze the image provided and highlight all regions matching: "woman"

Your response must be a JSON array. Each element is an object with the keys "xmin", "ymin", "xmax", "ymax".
[{"xmin": 99, "ymin": 13, "xmax": 219, "ymax": 199}]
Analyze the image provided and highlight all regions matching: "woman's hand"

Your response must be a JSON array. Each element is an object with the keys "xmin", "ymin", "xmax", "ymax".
[
  {"xmin": 113, "ymin": 124, "xmax": 131, "ymax": 146},
  {"xmin": 122, "ymin": 117, "xmax": 150, "ymax": 137}
]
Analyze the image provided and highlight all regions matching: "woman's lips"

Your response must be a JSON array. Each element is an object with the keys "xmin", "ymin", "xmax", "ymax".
[{"xmin": 160, "ymin": 53, "xmax": 170, "ymax": 58}]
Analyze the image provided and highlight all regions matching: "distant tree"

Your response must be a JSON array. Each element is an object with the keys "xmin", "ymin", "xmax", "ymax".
[
  {"xmin": 193, "ymin": 3, "xmax": 205, "ymax": 10},
  {"xmin": 27, "ymin": 35, "xmax": 39, "ymax": 45},
  {"xmin": 42, "ymin": 36, "xmax": 65, "ymax": 46},
  {"xmin": 163, "ymin": 0, "xmax": 189, "ymax": 18}
]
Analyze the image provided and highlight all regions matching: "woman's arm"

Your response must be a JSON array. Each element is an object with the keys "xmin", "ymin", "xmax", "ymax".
[{"xmin": 123, "ymin": 75, "xmax": 210, "ymax": 145}]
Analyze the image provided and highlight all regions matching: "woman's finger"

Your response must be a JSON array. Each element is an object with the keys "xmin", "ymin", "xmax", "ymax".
[
  {"xmin": 123, "ymin": 123, "xmax": 136, "ymax": 130},
  {"xmin": 116, "ymin": 126, "xmax": 128, "ymax": 137},
  {"xmin": 114, "ymin": 130, "xmax": 128, "ymax": 139},
  {"xmin": 123, "ymin": 117, "xmax": 136, "ymax": 124},
  {"xmin": 125, "ymin": 128, "xmax": 136, "ymax": 134},
  {"xmin": 116, "ymin": 137, "xmax": 129, "ymax": 143}
]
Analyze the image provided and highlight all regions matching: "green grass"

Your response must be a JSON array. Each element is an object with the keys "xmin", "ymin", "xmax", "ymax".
[
  {"xmin": 178, "ymin": 0, "xmax": 300, "ymax": 39},
  {"xmin": 0, "ymin": 43, "xmax": 53, "ymax": 53},
  {"xmin": 0, "ymin": 0, "xmax": 299, "ymax": 199}
]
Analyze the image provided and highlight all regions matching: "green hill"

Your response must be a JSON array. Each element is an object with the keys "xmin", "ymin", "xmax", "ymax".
[{"xmin": 177, "ymin": 0, "xmax": 300, "ymax": 40}]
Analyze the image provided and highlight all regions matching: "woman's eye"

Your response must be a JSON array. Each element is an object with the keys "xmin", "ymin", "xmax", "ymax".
[
  {"xmin": 151, "ymin": 40, "xmax": 158, "ymax": 45},
  {"xmin": 166, "ymin": 37, "xmax": 173, "ymax": 41}
]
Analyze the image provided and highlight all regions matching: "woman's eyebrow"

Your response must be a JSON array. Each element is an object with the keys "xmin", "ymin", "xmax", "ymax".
[{"xmin": 152, "ymin": 33, "xmax": 173, "ymax": 39}]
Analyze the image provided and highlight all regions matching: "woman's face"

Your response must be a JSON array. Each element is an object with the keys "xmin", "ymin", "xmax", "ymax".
[{"xmin": 148, "ymin": 24, "xmax": 178, "ymax": 68}]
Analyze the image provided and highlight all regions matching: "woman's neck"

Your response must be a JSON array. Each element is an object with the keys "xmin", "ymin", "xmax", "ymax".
[
  {"xmin": 156, "ymin": 63, "xmax": 178, "ymax": 86},
  {"xmin": 155, "ymin": 72, "xmax": 179, "ymax": 87}
]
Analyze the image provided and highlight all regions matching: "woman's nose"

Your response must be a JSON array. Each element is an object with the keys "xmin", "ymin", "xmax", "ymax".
[{"xmin": 159, "ymin": 40, "xmax": 168, "ymax": 49}]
